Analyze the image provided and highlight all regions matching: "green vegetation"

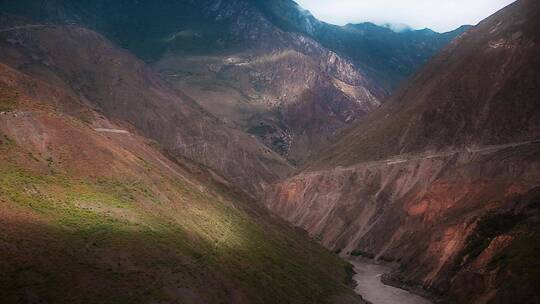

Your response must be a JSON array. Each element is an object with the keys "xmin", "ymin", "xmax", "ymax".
[
  {"xmin": 343, "ymin": 263, "xmax": 356, "ymax": 287},
  {"xmin": 456, "ymin": 213, "xmax": 523, "ymax": 266},
  {"xmin": 0, "ymin": 133, "xmax": 15, "ymax": 146},
  {"xmin": 247, "ymin": 124, "xmax": 276, "ymax": 136},
  {"xmin": 73, "ymin": 110, "xmax": 94, "ymax": 125},
  {"xmin": 0, "ymin": 84, "xmax": 19, "ymax": 111},
  {"xmin": 0, "ymin": 164, "xmax": 354, "ymax": 303},
  {"xmin": 271, "ymin": 137, "xmax": 288, "ymax": 154},
  {"xmin": 485, "ymin": 233, "xmax": 540, "ymax": 302}
]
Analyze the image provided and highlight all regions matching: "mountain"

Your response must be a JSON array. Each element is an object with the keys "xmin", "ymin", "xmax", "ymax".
[
  {"xmin": 311, "ymin": 1, "xmax": 539, "ymax": 168},
  {"xmin": 0, "ymin": 0, "xmax": 464, "ymax": 164},
  {"xmin": 0, "ymin": 0, "xmax": 380, "ymax": 165},
  {"xmin": 0, "ymin": 24, "xmax": 364, "ymax": 304},
  {"xmin": 264, "ymin": 0, "xmax": 540, "ymax": 302},
  {"xmin": 0, "ymin": 13, "xmax": 295, "ymax": 197},
  {"xmin": 249, "ymin": 0, "xmax": 471, "ymax": 91},
  {"xmin": 3, "ymin": 0, "xmax": 530, "ymax": 303}
]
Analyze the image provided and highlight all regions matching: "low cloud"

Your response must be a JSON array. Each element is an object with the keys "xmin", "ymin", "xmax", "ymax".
[{"xmin": 295, "ymin": 0, "xmax": 516, "ymax": 32}]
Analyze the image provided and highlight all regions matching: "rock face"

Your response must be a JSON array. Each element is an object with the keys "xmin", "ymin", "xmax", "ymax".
[
  {"xmin": 149, "ymin": 0, "xmax": 383, "ymax": 164},
  {"xmin": 266, "ymin": 146, "xmax": 540, "ymax": 303},
  {"xmin": 2, "ymin": 1, "xmax": 536, "ymax": 303},
  {"xmin": 264, "ymin": 0, "xmax": 540, "ymax": 302}
]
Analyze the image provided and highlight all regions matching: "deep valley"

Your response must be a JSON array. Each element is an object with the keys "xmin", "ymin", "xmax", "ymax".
[{"xmin": 0, "ymin": 0, "xmax": 538, "ymax": 303}]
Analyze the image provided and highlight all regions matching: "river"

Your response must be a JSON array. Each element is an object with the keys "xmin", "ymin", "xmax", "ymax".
[{"xmin": 348, "ymin": 259, "xmax": 433, "ymax": 304}]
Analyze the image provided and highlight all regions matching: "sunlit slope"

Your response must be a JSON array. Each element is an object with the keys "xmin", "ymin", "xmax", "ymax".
[{"xmin": 0, "ymin": 64, "xmax": 361, "ymax": 303}]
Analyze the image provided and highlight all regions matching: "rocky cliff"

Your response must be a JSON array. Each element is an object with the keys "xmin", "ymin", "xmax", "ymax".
[
  {"xmin": 264, "ymin": 0, "xmax": 540, "ymax": 302},
  {"xmin": 266, "ymin": 144, "xmax": 540, "ymax": 303}
]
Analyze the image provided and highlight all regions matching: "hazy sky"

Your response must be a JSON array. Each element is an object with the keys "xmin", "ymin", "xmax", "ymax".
[{"xmin": 295, "ymin": 0, "xmax": 516, "ymax": 32}]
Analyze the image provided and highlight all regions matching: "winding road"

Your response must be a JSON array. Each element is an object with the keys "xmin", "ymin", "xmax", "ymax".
[
  {"xmin": 94, "ymin": 128, "xmax": 130, "ymax": 134},
  {"xmin": 332, "ymin": 139, "xmax": 540, "ymax": 172}
]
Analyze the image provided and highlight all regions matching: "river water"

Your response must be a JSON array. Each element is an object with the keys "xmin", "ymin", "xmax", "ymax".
[{"xmin": 348, "ymin": 259, "xmax": 433, "ymax": 304}]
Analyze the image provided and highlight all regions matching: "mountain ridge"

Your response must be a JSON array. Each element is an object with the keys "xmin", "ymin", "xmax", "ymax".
[{"xmin": 248, "ymin": 0, "xmax": 471, "ymax": 90}]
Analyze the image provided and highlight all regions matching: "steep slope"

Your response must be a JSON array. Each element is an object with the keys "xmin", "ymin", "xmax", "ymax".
[
  {"xmin": 266, "ymin": 145, "xmax": 540, "ymax": 303},
  {"xmin": 0, "ymin": 17, "xmax": 293, "ymax": 196},
  {"xmin": 0, "ymin": 60, "xmax": 363, "ymax": 303},
  {"xmin": 264, "ymin": 1, "xmax": 540, "ymax": 303},
  {"xmin": 312, "ymin": 0, "xmax": 540, "ymax": 169},
  {"xmin": 153, "ymin": 0, "xmax": 382, "ymax": 163}
]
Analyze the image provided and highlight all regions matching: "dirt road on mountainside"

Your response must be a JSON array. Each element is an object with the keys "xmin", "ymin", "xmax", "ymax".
[
  {"xmin": 94, "ymin": 128, "xmax": 130, "ymax": 134},
  {"xmin": 331, "ymin": 139, "xmax": 540, "ymax": 171},
  {"xmin": 0, "ymin": 25, "xmax": 49, "ymax": 33}
]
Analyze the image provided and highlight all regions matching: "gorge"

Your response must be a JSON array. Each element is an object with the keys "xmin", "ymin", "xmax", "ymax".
[{"xmin": 0, "ymin": 0, "xmax": 538, "ymax": 303}]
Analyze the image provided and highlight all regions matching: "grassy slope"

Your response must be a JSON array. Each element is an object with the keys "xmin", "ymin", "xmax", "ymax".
[{"xmin": 0, "ymin": 71, "xmax": 359, "ymax": 303}]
